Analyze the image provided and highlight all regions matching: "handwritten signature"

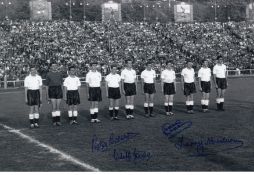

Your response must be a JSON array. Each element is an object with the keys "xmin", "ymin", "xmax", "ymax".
[
  {"xmin": 91, "ymin": 132, "xmax": 140, "ymax": 152},
  {"xmin": 175, "ymin": 135, "xmax": 244, "ymax": 157},
  {"xmin": 113, "ymin": 148, "xmax": 152, "ymax": 163},
  {"xmin": 161, "ymin": 120, "xmax": 192, "ymax": 139}
]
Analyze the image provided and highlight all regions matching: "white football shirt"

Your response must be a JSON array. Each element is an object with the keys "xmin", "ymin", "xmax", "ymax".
[
  {"xmin": 181, "ymin": 68, "xmax": 195, "ymax": 83},
  {"xmin": 105, "ymin": 73, "xmax": 121, "ymax": 88},
  {"xmin": 86, "ymin": 71, "xmax": 102, "ymax": 87},
  {"xmin": 24, "ymin": 74, "xmax": 42, "ymax": 90},
  {"xmin": 141, "ymin": 69, "xmax": 156, "ymax": 84},
  {"xmin": 213, "ymin": 64, "xmax": 227, "ymax": 78},
  {"xmin": 161, "ymin": 69, "xmax": 176, "ymax": 83},
  {"xmin": 63, "ymin": 76, "xmax": 81, "ymax": 90},
  {"xmin": 198, "ymin": 67, "xmax": 211, "ymax": 82},
  {"xmin": 121, "ymin": 68, "xmax": 136, "ymax": 83}
]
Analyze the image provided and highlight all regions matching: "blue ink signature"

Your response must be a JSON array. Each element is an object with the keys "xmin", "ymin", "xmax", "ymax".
[
  {"xmin": 92, "ymin": 132, "xmax": 139, "ymax": 152},
  {"xmin": 113, "ymin": 148, "xmax": 152, "ymax": 163},
  {"xmin": 175, "ymin": 135, "xmax": 244, "ymax": 157},
  {"xmin": 161, "ymin": 120, "xmax": 192, "ymax": 139}
]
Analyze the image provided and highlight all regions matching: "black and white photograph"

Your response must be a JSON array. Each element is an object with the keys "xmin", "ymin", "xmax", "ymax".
[{"xmin": 0, "ymin": 0, "xmax": 254, "ymax": 172}]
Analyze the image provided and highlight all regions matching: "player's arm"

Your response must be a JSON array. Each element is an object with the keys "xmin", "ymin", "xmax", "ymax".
[
  {"xmin": 135, "ymin": 73, "xmax": 138, "ymax": 93},
  {"xmin": 25, "ymin": 87, "xmax": 28, "ymax": 104},
  {"xmin": 63, "ymin": 86, "xmax": 67, "ymax": 101},
  {"xmin": 121, "ymin": 79, "xmax": 125, "ymax": 95},
  {"xmin": 225, "ymin": 68, "xmax": 228, "ymax": 87},
  {"xmin": 213, "ymin": 74, "xmax": 217, "ymax": 89},
  {"xmin": 153, "ymin": 72, "xmax": 156, "ymax": 92},
  {"xmin": 212, "ymin": 67, "xmax": 218, "ymax": 89},
  {"xmin": 78, "ymin": 79, "xmax": 81, "ymax": 96},
  {"xmin": 160, "ymin": 73, "xmax": 164, "ymax": 92},
  {"xmin": 181, "ymin": 75, "xmax": 184, "ymax": 91},
  {"xmin": 105, "ymin": 81, "xmax": 109, "ymax": 97},
  {"xmin": 198, "ymin": 77, "xmax": 202, "ymax": 91},
  {"xmin": 120, "ymin": 71, "xmax": 125, "ymax": 95},
  {"xmin": 39, "ymin": 85, "xmax": 42, "ymax": 103}
]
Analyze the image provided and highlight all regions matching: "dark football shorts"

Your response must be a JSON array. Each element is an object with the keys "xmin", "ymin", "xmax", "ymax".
[
  {"xmin": 88, "ymin": 87, "xmax": 102, "ymax": 101},
  {"xmin": 66, "ymin": 90, "xmax": 80, "ymax": 105},
  {"xmin": 108, "ymin": 87, "xmax": 121, "ymax": 99},
  {"xmin": 216, "ymin": 78, "xmax": 227, "ymax": 90},
  {"xmin": 184, "ymin": 82, "xmax": 196, "ymax": 96},
  {"xmin": 163, "ymin": 83, "xmax": 176, "ymax": 95},
  {"xmin": 144, "ymin": 83, "xmax": 156, "ymax": 94},
  {"xmin": 201, "ymin": 81, "xmax": 211, "ymax": 93},
  {"xmin": 48, "ymin": 86, "xmax": 63, "ymax": 99},
  {"xmin": 27, "ymin": 90, "xmax": 41, "ymax": 106},
  {"xmin": 123, "ymin": 83, "xmax": 136, "ymax": 96}
]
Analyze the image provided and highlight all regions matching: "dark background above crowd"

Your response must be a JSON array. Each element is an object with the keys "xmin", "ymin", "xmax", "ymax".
[{"xmin": 0, "ymin": 0, "xmax": 250, "ymax": 22}]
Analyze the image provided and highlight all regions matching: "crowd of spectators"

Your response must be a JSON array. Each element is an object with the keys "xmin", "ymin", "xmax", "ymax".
[{"xmin": 1, "ymin": 19, "xmax": 254, "ymax": 81}]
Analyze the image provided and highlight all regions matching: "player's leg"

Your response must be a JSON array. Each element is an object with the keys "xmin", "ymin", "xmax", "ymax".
[
  {"xmin": 90, "ymin": 101, "xmax": 95, "ymax": 122},
  {"xmin": 34, "ymin": 105, "xmax": 40, "ymax": 127},
  {"xmin": 201, "ymin": 92, "xmax": 206, "ymax": 112},
  {"xmin": 186, "ymin": 95, "xmax": 191, "ymax": 113},
  {"xmin": 204, "ymin": 92, "xmax": 210, "ymax": 111},
  {"xmin": 168, "ymin": 95, "xmax": 174, "ymax": 115},
  {"xmin": 109, "ymin": 98, "xmax": 114, "ymax": 120},
  {"xmin": 189, "ymin": 94, "xmax": 194, "ymax": 113},
  {"xmin": 164, "ymin": 95, "xmax": 170, "ymax": 115},
  {"xmin": 125, "ymin": 96, "xmax": 131, "ymax": 119},
  {"xmin": 149, "ymin": 93, "xmax": 155, "ymax": 117},
  {"xmin": 94, "ymin": 101, "xmax": 100, "ymax": 122},
  {"xmin": 55, "ymin": 98, "xmax": 62, "ymax": 125},
  {"xmin": 68, "ymin": 105, "xmax": 73, "ymax": 124},
  {"xmin": 220, "ymin": 89, "xmax": 226, "ymax": 111},
  {"xmin": 73, "ymin": 105, "xmax": 78, "ymax": 124},
  {"xmin": 114, "ymin": 99, "xmax": 120, "ymax": 120},
  {"xmin": 216, "ymin": 88, "xmax": 222, "ymax": 110},
  {"xmin": 144, "ymin": 93, "xmax": 149, "ymax": 117},
  {"xmin": 129, "ymin": 95, "xmax": 135, "ymax": 118},
  {"xmin": 51, "ymin": 98, "xmax": 57, "ymax": 125},
  {"xmin": 29, "ymin": 106, "xmax": 35, "ymax": 128}
]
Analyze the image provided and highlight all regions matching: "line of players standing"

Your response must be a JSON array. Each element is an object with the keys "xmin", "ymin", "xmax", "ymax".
[{"xmin": 24, "ymin": 56, "xmax": 228, "ymax": 129}]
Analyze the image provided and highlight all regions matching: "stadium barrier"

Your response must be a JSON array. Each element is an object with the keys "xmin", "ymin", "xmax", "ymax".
[{"xmin": 1, "ymin": 69, "xmax": 254, "ymax": 89}]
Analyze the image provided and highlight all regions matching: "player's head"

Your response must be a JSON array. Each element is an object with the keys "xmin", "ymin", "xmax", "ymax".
[
  {"xmin": 217, "ymin": 55, "xmax": 223, "ymax": 64},
  {"xmin": 125, "ymin": 59, "xmax": 132, "ymax": 69},
  {"xmin": 68, "ymin": 66, "xmax": 76, "ymax": 76},
  {"xmin": 146, "ymin": 61, "xmax": 152, "ymax": 71},
  {"xmin": 202, "ymin": 59, "xmax": 208, "ymax": 67},
  {"xmin": 30, "ymin": 65, "xmax": 37, "ymax": 76},
  {"xmin": 166, "ymin": 60, "xmax": 173, "ymax": 69},
  {"xmin": 186, "ymin": 60, "xmax": 193, "ymax": 68},
  {"xmin": 50, "ymin": 63, "xmax": 58, "ymax": 72},
  {"xmin": 90, "ymin": 62, "xmax": 98, "ymax": 71},
  {"xmin": 110, "ymin": 64, "xmax": 118, "ymax": 74}
]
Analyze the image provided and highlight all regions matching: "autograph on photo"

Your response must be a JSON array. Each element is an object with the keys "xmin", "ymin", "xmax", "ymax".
[{"xmin": 161, "ymin": 119, "xmax": 244, "ymax": 157}]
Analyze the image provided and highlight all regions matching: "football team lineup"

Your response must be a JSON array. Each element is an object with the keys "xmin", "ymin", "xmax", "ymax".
[
  {"xmin": 0, "ymin": 76, "xmax": 253, "ymax": 171},
  {"xmin": 0, "ymin": 59, "xmax": 253, "ymax": 171}
]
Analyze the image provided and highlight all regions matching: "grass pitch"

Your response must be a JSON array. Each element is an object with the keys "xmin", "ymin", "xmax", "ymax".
[{"xmin": 0, "ymin": 77, "xmax": 253, "ymax": 171}]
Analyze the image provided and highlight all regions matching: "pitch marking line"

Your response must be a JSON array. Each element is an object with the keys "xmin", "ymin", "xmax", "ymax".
[{"xmin": 0, "ymin": 123, "xmax": 100, "ymax": 172}]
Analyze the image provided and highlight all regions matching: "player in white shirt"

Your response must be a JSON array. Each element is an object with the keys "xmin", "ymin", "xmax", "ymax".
[
  {"xmin": 213, "ymin": 56, "xmax": 228, "ymax": 111},
  {"xmin": 105, "ymin": 64, "xmax": 122, "ymax": 120},
  {"xmin": 121, "ymin": 59, "xmax": 137, "ymax": 119},
  {"xmin": 161, "ymin": 61, "xmax": 176, "ymax": 116},
  {"xmin": 24, "ymin": 66, "xmax": 42, "ymax": 129},
  {"xmin": 198, "ymin": 59, "xmax": 212, "ymax": 112},
  {"xmin": 63, "ymin": 66, "xmax": 81, "ymax": 125},
  {"xmin": 181, "ymin": 61, "xmax": 196, "ymax": 114},
  {"xmin": 86, "ymin": 62, "xmax": 102, "ymax": 123},
  {"xmin": 141, "ymin": 61, "xmax": 156, "ymax": 117}
]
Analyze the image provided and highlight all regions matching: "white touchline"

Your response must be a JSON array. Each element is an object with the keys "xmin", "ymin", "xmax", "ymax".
[
  {"xmin": 0, "ymin": 123, "xmax": 100, "ymax": 172},
  {"xmin": 0, "ymin": 91, "xmax": 23, "ymax": 95}
]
